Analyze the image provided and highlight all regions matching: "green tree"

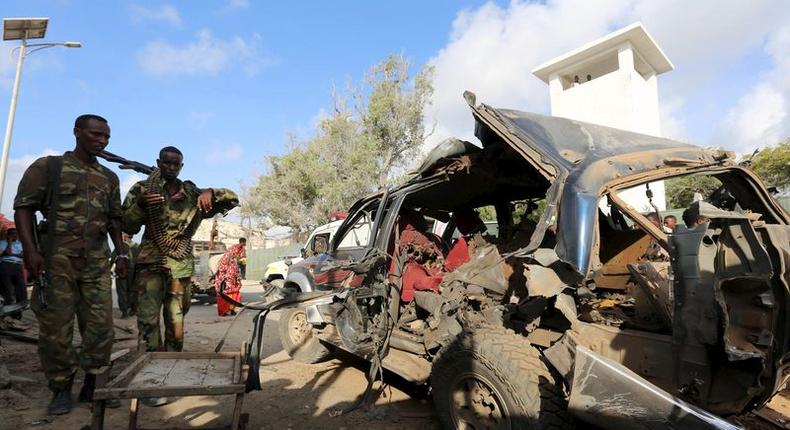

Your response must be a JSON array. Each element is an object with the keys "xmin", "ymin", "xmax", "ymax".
[
  {"xmin": 247, "ymin": 54, "xmax": 434, "ymax": 236},
  {"xmin": 358, "ymin": 54, "xmax": 435, "ymax": 186},
  {"xmin": 749, "ymin": 139, "xmax": 790, "ymax": 192},
  {"xmin": 665, "ymin": 175, "xmax": 722, "ymax": 209}
]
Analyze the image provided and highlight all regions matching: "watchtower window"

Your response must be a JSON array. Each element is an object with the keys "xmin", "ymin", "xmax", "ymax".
[{"xmin": 559, "ymin": 50, "xmax": 620, "ymax": 90}]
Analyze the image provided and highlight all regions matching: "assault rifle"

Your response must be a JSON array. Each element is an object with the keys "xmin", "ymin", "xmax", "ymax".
[
  {"xmin": 98, "ymin": 150, "xmax": 154, "ymax": 175},
  {"xmin": 31, "ymin": 214, "xmax": 48, "ymax": 310}
]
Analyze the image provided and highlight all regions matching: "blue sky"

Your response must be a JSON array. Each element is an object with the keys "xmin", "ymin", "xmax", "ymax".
[{"xmin": 1, "ymin": 1, "xmax": 788, "ymax": 215}]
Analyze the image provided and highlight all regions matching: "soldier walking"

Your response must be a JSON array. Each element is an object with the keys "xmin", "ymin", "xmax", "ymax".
[
  {"xmin": 122, "ymin": 146, "xmax": 236, "ymax": 406},
  {"xmin": 111, "ymin": 233, "xmax": 139, "ymax": 318},
  {"xmin": 13, "ymin": 114, "xmax": 128, "ymax": 415}
]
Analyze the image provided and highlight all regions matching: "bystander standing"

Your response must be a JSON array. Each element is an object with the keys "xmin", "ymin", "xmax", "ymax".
[{"xmin": 0, "ymin": 228, "xmax": 26, "ymax": 318}]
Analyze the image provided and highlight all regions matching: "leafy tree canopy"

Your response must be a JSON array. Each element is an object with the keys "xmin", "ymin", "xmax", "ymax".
[
  {"xmin": 243, "ymin": 54, "xmax": 434, "ymax": 236},
  {"xmin": 665, "ymin": 175, "xmax": 722, "ymax": 209},
  {"xmin": 665, "ymin": 139, "xmax": 789, "ymax": 209},
  {"xmin": 748, "ymin": 139, "xmax": 790, "ymax": 193}
]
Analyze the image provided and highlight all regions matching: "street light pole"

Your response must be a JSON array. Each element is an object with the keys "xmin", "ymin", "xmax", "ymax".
[
  {"xmin": 0, "ymin": 17, "xmax": 80, "ymax": 209},
  {"xmin": 0, "ymin": 36, "xmax": 27, "ymax": 206}
]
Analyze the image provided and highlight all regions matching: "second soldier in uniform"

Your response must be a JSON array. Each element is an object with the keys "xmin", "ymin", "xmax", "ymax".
[{"xmin": 122, "ymin": 146, "xmax": 237, "ymax": 406}]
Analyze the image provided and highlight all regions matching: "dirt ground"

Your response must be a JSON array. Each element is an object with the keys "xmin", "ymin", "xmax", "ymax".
[
  {"xmin": 0, "ymin": 282, "xmax": 436, "ymax": 430},
  {"xmin": 1, "ymin": 281, "xmax": 789, "ymax": 430}
]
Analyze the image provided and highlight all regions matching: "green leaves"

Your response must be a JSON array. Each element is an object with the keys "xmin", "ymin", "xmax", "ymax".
[
  {"xmin": 665, "ymin": 175, "xmax": 722, "ymax": 209},
  {"xmin": 245, "ymin": 54, "xmax": 435, "ymax": 236},
  {"xmin": 749, "ymin": 139, "xmax": 790, "ymax": 192}
]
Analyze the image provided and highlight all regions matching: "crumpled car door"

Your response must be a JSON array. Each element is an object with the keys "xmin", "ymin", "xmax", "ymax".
[{"xmin": 670, "ymin": 204, "xmax": 790, "ymax": 415}]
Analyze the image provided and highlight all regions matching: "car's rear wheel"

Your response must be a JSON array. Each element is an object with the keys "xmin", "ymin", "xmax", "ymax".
[
  {"xmin": 431, "ymin": 326, "xmax": 574, "ymax": 430},
  {"xmin": 278, "ymin": 308, "xmax": 333, "ymax": 363}
]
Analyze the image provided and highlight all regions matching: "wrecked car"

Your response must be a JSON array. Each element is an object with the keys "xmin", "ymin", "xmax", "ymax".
[{"xmin": 277, "ymin": 91, "xmax": 790, "ymax": 429}]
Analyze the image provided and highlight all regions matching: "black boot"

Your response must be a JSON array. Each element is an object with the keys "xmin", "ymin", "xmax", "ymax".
[
  {"xmin": 78, "ymin": 373, "xmax": 96, "ymax": 402},
  {"xmin": 47, "ymin": 377, "xmax": 74, "ymax": 415},
  {"xmin": 48, "ymin": 389, "xmax": 72, "ymax": 415}
]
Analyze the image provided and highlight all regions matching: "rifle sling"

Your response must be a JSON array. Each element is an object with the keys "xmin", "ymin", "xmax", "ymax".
[{"xmin": 44, "ymin": 156, "xmax": 63, "ymax": 282}]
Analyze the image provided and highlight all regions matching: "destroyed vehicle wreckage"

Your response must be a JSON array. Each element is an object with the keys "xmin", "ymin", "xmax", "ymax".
[{"xmin": 272, "ymin": 91, "xmax": 790, "ymax": 429}]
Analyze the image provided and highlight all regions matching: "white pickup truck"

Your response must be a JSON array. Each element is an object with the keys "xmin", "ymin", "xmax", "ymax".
[{"xmin": 261, "ymin": 220, "xmax": 343, "ymax": 287}]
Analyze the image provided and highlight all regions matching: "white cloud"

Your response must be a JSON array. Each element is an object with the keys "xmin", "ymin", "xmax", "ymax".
[
  {"xmin": 633, "ymin": 0, "xmax": 789, "ymax": 95},
  {"xmin": 1, "ymin": 149, "xmax": 59, "ymax": 215},
  {"xmin": 227, "ymin": 0, "xmax": 250, "ymax": 10},
  {"xmin": 658, "ymin": 97, "xmax": 690, "ymax": 142},
  {"xmin": 129, "ymin": 4, "xmax": 183, "ymax": 28},
  {"xmin": 137, "ymin": 30, "xmax": 274, "ymax": 77},
  {"xmin": 427, "ymin": 0, "xmax": 629, "ymax": 147},
  {"xmin": 207, "ymin": 143, "xmax": 244, "ymax": 162},
  {"xmin": 715, "ymin": 24, "xmax": 790, "ymax": 152},
  {"xmin": 426, "ymin": 0, "xmax": 790, "ymax": 151},
  {"xmin": 717, "ymin": 84, "xmax": 786, "ymax": 152}
]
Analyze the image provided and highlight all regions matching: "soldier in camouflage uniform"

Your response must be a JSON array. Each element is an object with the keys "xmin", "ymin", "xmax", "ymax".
[
  {"xmin": 123, "ymin": 147, "xmax": 236, "ymax": 368},
  {"xmin": 110, "ymin": 233, "xmax": 139, "ymax": 318},
  {"xmin": 14, "ymin": 114, "xmax": 128, "ymax": 415}
]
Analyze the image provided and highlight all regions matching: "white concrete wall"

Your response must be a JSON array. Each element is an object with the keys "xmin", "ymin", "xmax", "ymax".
[
  {"xmin": 550, "ymin": 44, "xmax": 661, "ymax": 138},
  {"xmin": 550, "ymin": 69, "xmax": 637, "ymax": 132},
  {"xmin": 548, "ymin": 42, "xmax": 666, "ymax": 211}
]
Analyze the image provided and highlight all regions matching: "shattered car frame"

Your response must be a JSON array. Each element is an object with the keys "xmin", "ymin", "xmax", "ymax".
[{"xmin": 278, "ymin": 91, "xmax": 790, "ymax": 429}]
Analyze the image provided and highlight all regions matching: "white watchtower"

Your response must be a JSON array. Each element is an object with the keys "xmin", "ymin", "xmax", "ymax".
[{"xmin": 532, "ymin": 22, "xmax": 674, "ymax": 210}]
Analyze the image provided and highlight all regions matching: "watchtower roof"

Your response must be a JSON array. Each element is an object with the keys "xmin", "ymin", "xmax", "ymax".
[{"xmin": 532, "ymin": 22, "xmax": 674, "ymax": 83}]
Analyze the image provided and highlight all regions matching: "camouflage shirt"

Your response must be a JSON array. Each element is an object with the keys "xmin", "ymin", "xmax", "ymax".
[
  {"xmin": 13, "ymin": 151, "xmax": 122, "ymax": 259},
  {"xmin": 122, "ymin": 178, "xmax": 237, "ymax": 278}
]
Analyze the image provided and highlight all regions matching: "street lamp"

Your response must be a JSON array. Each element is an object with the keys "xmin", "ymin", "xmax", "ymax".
[{"xmin": 0, "ymin": 17, "xmax": 81, "ymax": 207}]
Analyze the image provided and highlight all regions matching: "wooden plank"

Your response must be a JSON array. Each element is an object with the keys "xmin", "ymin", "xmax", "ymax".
[
  {"xmin": 149, "ymin": 351, "xmax": 240, "ymax": 360},
  {"xmin": 126, "ymin": 357, "xmax": 233, "ymax": 388},
  {"xmin": 106, "ymin": 353, "xmax": 151, "ymax": 389},
  {"xmin": 128, "ymin": 358, "xmax": 179, "ymax": 388},
  {"xmin": 94, "ymin": 384, "xmax": 245, "ymax": 400},
  {"xmin": 128, "ymin": 398, "xmax": 139, "ymax": 430},
  {"xmin": 160, "ymin": 358, "xmax": 210, "ymax": 387},
  {"xmin": 126, "ymin": 356, "xmax": 236, "ymax": 388},
  {"xmin": 0, "ymin": 330, "xmax": 38, "ymax": 343},
  {"xmin": 202, "ymin": 358, "xmax": 236, "ymax": 387},
  {"xmin": 134, "ymin": 426, "xmax": 231, "ymax": 430},
  {"xmin": 232, "ymin": 356, "xmax": 241, "ymax": 385},
  {"xmin": 91, "ymin": 400, "xmax": 106, "ymax": 430},
  {"xmin": 230, "ymin": 393, "xmax": 244, "ymax": 430},
  {"xmin": 111, "ymin": 348, "xmax": 132, "ymax": 363},
  {"xmin": 94, "ymin": 348, "xmax": 133, "ymax": 388}
]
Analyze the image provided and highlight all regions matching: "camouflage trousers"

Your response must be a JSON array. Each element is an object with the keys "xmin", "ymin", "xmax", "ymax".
[
  {"xmin": 115, "ymin": 268, "xmax": 137, "ymax": 315},
  {"xmin": 135, "ymin": 267, "xmax": 191, "ymax": 352},
  {"xmin": 31, "ymin": 255, "xmax": 113, "ymax": 391}
]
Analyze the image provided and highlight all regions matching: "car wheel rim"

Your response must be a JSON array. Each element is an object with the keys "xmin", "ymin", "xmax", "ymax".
[
  {"xmin": 288, "ymin": 311, "xmax": 311, "ymax": 346},
  {"xmin": 449, "ymin": 373, "xmax": 510, "ymax": 430}
]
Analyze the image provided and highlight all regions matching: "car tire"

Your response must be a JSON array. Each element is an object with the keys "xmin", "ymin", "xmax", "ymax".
[
  {"xmin": 431, "ymin": 326, "xmax": 574, "ymax": 430},
  {"xmin": 278, "ymin": 308, "xmax": 333, "ymax": 364},
  {"xmin": 269, "ymin": 279, "xmax": 285, "ymax": 289}
]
